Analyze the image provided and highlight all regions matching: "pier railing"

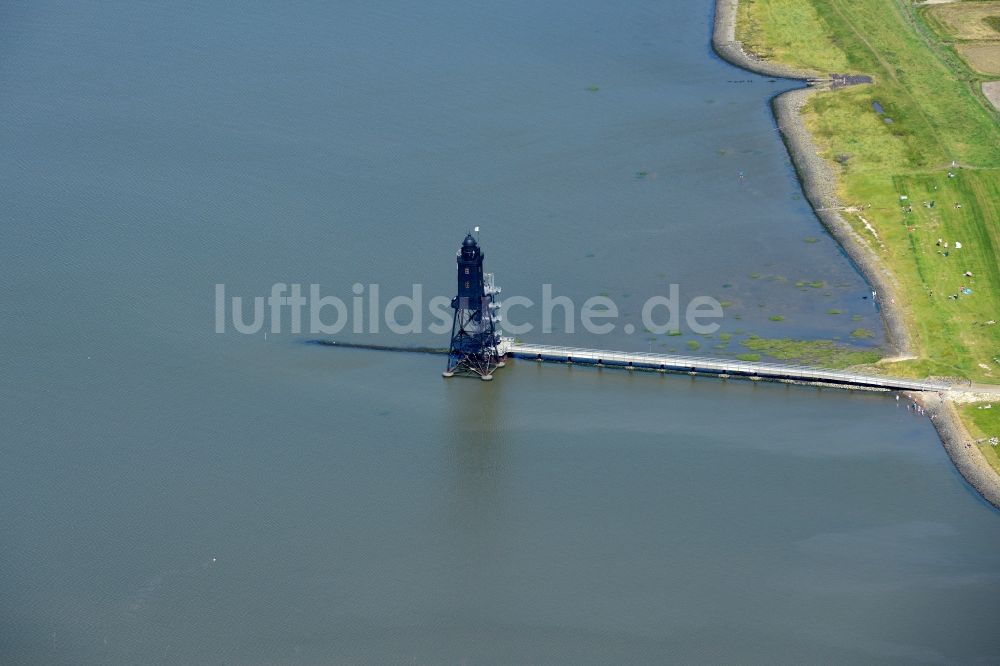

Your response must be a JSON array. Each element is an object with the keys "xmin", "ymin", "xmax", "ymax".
[{"xmin": 508, "ymin": 343, "xmax": 950, "ymax": 392}]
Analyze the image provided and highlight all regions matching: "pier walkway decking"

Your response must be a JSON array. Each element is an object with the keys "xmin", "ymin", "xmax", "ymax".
[{"xmin": 508, "ymin": 343, "xmax": 951, "ymax": 392}]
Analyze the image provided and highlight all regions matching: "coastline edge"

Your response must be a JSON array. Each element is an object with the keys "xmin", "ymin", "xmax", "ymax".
[{"xmin": 710, "ymin": 0, "xmax": 1000, "ymax": 510}]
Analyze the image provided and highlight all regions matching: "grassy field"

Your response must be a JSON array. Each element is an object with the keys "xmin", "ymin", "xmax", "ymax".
[
  {"xmin": 957, "ymin": 43, "xmax": 1000, "ymax": 75},
  {"xmin": 737, "ymin": 0, "xmax": 1000, "ymax": 385},
  {"xmin": 962, "ymin": 402, "xmax": 1000, "ymax": 474},
  {"xmin": 735, "ymin": 0, "xmax": 850, "ymax": 74},
  {"xmin": 924, "ymin": 2, "xmax": 1000, "ymax": 76},
  {"xmin": 925, "ymin": 1, "xmax": 1000, "ymax": 41}
]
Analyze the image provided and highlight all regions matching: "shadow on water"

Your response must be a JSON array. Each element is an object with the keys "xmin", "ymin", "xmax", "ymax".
[{"xmin": 306, "ymin": 338, "xmax": 447, "ymax": 355}]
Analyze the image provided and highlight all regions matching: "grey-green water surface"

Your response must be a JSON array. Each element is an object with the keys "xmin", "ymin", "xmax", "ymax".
[{"xmin": 2, "ymin": 1, "xmax": 998, "ymax": 663}]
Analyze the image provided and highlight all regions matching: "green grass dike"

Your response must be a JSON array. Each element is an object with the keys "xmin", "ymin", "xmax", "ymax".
[
  {"xmin": 964, "ymin": 403, "xmax": 1000, "ymax": 475},
  {"xmin": 736, "ymin": 0, "xmax": 1000, "ymax": 386}
]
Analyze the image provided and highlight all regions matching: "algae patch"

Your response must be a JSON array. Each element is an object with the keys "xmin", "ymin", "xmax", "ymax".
[{"xmin": 740, "ymin": 336, "xmax": 882, "ymax": 368}]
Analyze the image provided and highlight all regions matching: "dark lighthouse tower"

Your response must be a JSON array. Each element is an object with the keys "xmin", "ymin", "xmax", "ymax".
[{"xmin": 443, "ymin": 233, "xmax": 508, "ymax": 380}]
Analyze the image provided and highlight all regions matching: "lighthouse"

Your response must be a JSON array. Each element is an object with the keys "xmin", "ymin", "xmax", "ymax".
[{"xmin": 443, "ymin": 233, "xmax": 508, "ymax": 380}]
